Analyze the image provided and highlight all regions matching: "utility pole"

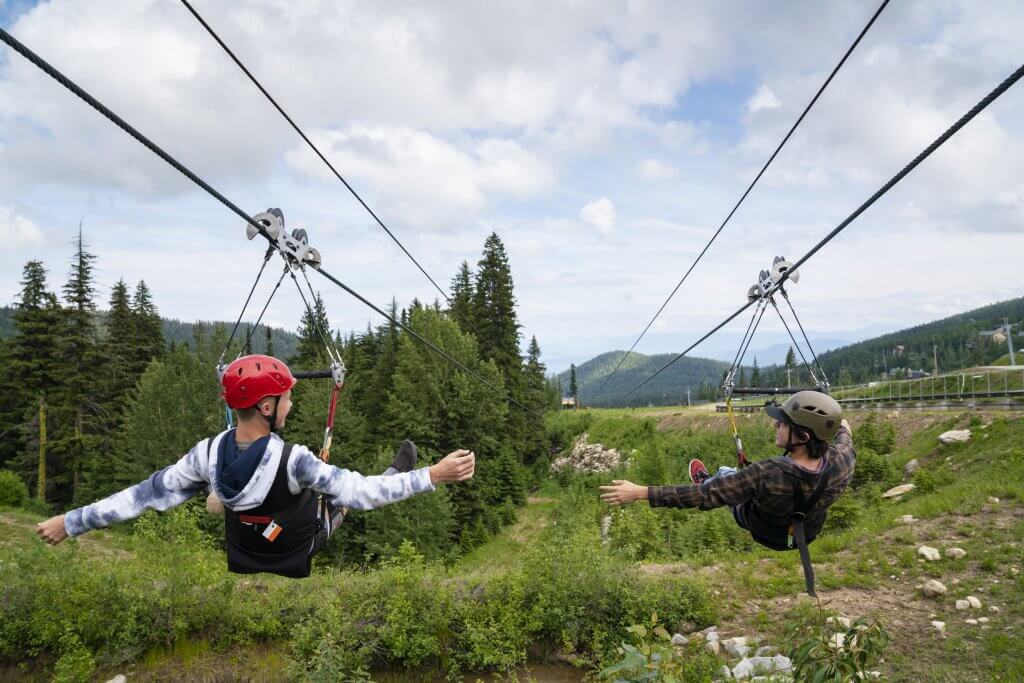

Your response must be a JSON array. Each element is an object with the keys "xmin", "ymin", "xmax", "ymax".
[
  {"xmin": 933, "ymin": 343, "xmax": 939, "ymax": 377},
  {"xmin": 784, "ymin": 367, "xmax": 793, "ymax": 388},
  {"xmin": 686, "ymin": 389, "xmax": 692, "ymax": 406},
  {"xmin": 1005, "ymin": 317, "xmax": 1017, "ymax": 367}
]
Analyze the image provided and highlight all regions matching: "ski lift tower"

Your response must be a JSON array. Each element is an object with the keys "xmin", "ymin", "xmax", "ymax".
[{"xmin": 979, "ymin": 318, "xmax": 1018, "ymax": 366}]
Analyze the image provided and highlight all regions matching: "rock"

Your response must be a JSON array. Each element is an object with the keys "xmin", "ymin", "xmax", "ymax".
[
  {"xmin": 707, "ymin": 631, "xmax": 721, "ymax": 643},
  {"xmin": 723, "ymin": 637, "xmax": 750, "ymax": 658},
  {"xmin": 945, "ymin": 547, "xmax": 967, "ymax": 559},
  {"xmin": 105, "ymin": 677, "xmax": 127, "ymax": 683},
  {"xmin": 719, "ymin": 665, "xmax": 734, "ymax": 680},
  {"xmin": 550, "ymin": 434, "xmax": 622, "ymax": 474},
  {"xmin": 989, "ymin": 606, "xmax": 1000, "ymax": 613},
  {"xmin": 706, "ymin": 639, "xmax": 721, "ymax": 655},
  {"xmin": 1011, "ymin": 567, "xmax": 1020, "ymax": 576},
  {"xmin": 827, "ymin": 616, "xmax": 852, "ymax": 630},
  {"xmin": 967, "ymin": 596, "xmax": 982, "ymax": 609},
  {"xmin": 956, "ymin": 600, "xmax": 970, "ymax": 610},
  {"xmin": 883, "ymin": 484, "xmax": 915, "ymax": 498},
  {"xmin": 978, "ymin": 617, "xmax": 990, "ymax": 624},
  {"xmin": 896, "ymin": 514, "xmax": 917, "ymax": 524},
  {"xmin": 931, "ymin": 620, "xmax": 946, "ymax": 633},
  {"xmin": 939, "ymin": 429, "xmax": 971, "ymax": 444},
  {"xmin": 988, "ymin": 496, "xmax": 1000, "ymax": 504},
  {"xmin": 865, "ymin": 673, "xmax": 881, "ymax": 680},
  {"xmin": 755, "ymin": 645, "xmax": 777, "ymax": 657},
  {"xmin": 829, "ymin": 633, "xmax": 846, "ymax": 649},
  {"xmin": 966, "ymin": 619, "xmax": 978, "ymax": 626},
  {"xmin": 904, "ymin": 459, "xmax": 920, "ymax": 477},
  {"xmin": 671, "ymin": 633, "xmax": 689, "ymax": 646},
  {"xmin": 922, "ymin": 579, "xmax": 947, "ymax": 597},
  {"xmin": 731, "ymin": 655, "xmax": 793, "ymax": 680},
  {"xmin": 917, "ymin": 545, "xmax": 941, "ymax": 562}
]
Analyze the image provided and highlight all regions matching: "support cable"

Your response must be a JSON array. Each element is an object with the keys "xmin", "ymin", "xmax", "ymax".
[
  {"xmin": 594, "ymin": 0, "xmax": 890, "ymax": 398},
  {"xmin": 770, "ymin": 297, "xmax": 819, "ymax": 385},
  {"xmin": 780, "ymin": 288, "xmax": 829, "ymax": 384},
  {"xmin": 238, "ymin": 266, "xmax": 288, "ymax": 358},
  {"xmin": 218, "ymin": 245, "xmax": 274, "ymax": 364},
  {"xmin": 177, "ymin": 0, "xmax": 512, "ymax": 364},
  {"xmin": 618, "ymin": 61, "xmax": 1024, "ymax": 404}
]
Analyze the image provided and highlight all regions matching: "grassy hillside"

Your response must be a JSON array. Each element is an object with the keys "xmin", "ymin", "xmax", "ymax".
[
  {"xmin": 555, "ymin": 350, "xmax": 729, "ymax": 408},
  {"xmin": 2, "ymin": 408, "xmax": 1021, "ymax": 681}
]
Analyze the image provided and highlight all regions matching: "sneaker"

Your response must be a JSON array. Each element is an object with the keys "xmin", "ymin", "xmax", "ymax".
[
  {"xmin": 389, "ymin": 440, "xmax": 418, "ymax": 473},
  {"xmin": 689, "ymin": 458, "xmax": 711, "ymax": 485}
]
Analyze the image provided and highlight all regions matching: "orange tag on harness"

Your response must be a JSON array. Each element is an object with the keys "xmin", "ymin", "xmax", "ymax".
[{"xmin": 262, "ymin": 519, "xmax": 282, "ymax": 542}]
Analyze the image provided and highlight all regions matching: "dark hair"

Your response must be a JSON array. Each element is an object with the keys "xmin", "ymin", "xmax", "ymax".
[
  {"xmin": 790, "ymin": 423, "xmax": 828, "ymax": 459},
  {"xmin": 235, "ymin": 396, "xmax": 276, "ymax": 423}
]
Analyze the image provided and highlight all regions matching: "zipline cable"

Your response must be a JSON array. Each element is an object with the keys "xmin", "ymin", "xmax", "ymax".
[
  {"xmin": 617, "ymin": 61, "xmax": 1024, "ymax": 404},
  {"xmin": 238, "ymin": 266, "xmax": 288, "ymax": 358},
  {"xmin": 594, "ymin": 0, "xmax": 890, "ymax": 399},
  {"xmin": 780, "ymin": 288, "xmax": 829, "ymax": 383},
  {"xmin": 769, "ymin": 297, "xmax": 819, "ymax": 385},
  {"xmin": 0, "ymin": 26, "xmax": 536, "ymax": 415},
  {"xmin": 177, "ymin": 0, "xmax": 514, "ymax": 365},
  {"xmin": 219, "ymin": 244, "xmax": 274, "ymax": 364}
]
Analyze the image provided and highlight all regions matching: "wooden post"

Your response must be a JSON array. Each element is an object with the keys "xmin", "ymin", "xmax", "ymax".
[{"xmin": 37, "ymin": 396, "xmax": 47, "ymax": 502}]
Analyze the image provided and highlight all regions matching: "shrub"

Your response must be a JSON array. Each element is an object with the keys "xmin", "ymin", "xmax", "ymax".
[
  {"xmin": 851, "ymin": 447, "xmax": 898, "ymax": 490},
  {"xmin": 598, "ymin": 613, "xmax": 719, "ymax": 682},
  {"xmin": 822, "ymin": 490, "xmax": 862, "ymax": 534},
  {"xmin": 789, "ymin": 617, "xmax": 890, "ymax": 681},
  {"xmin": 857, "ymin": 413, "xmax": 896, "ymax": 454},
  {"xmin": 0, "ymin": 469, "xmax": 29, "ymax": 508}
]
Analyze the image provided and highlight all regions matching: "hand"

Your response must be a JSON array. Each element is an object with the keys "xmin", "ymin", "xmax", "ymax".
[
  {"xmin": 599, "ymin": 480, "xmax": 648, "ymax": 507},
  {"xmin": 840, "ymin": 418, "xmax": 852, "ymax": 434},
  {"xmin": 36, "ymin": 515, "xmax": 68, "ymax": 546},
  {"xmin": 429, "ymin": 449, "xmax": 476, "ymax": 484}
]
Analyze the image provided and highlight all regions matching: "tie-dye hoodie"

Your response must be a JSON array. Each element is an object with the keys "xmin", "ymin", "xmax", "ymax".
[{"xmin": 63, "ymin": 430, "xmax": 435, "ymax": 538}]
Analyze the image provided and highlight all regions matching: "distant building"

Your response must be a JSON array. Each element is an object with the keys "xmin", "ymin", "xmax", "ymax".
[
  {"xmin": 906, "ymin": 369, "xmax": 929, "ymax": 379},
  {"xmin": 561, "ymin": 397, "xmax": 579, "ymax": 411},
  {"xmin": 893, "ymin": 345, "xmax": 905, "ymax": 357}
]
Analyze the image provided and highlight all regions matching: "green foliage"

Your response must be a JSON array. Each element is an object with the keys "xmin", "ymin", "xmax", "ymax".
[
  {"xmin": 857, "ymin": 413, "xmax": 896, "ymax": 454},
  {"xmin": 0, "ymin": 469, "xmax": 29, "ymax": 507},
  {"xmin": 850, "ymin": 447, "xmax": 898, "ymax": 490},
  {"xmin": 822, "ymin": 490, "xmax": 862, "ymax": 534},
  {"xmin": 598, "ymin": 613, "xmax": 718, "ymax": 683},
  {"xmin": 788, "ymin": 616, "xmax": 890, "ymax": 682}
]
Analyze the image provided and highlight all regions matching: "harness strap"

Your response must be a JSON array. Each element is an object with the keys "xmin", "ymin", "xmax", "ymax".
[{"xmin": 786, "ymin": 465, "xmax": 832, "ymax": 597}]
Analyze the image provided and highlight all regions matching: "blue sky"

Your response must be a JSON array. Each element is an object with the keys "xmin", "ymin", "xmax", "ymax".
[{"xmin": 1, "ymin": 0, "xmax": 1022, "ymax": 373}]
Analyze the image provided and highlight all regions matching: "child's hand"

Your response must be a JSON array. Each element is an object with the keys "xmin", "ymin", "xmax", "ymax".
[
  {"xmin": 599, "ymin": 480, "xmax": 648, "ymax": 507},
  {"xmin": 429, "ymin": 450, "xmax": 476, "ymax": 483},
  {"xmin": 36, "ymin": 515, "xmax": 68, "ymax": 546}
]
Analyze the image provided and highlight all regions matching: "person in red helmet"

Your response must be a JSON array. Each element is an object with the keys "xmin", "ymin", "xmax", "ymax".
[{"xmin": 36, "ymin": 354, "xmax": 476, "ymax": 578}]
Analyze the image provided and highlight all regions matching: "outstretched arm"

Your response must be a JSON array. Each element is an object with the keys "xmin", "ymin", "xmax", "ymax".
[
  {"xmin": 290, "ymin": 447, "xmax": 474, "ymax": 510},
  {"xmin": 601, "ymin": 463, "xmax": 766, "ymax": 511},
  {"xmin": 38, "ymin": 440, "xmax": 211, "ymax": 544}
]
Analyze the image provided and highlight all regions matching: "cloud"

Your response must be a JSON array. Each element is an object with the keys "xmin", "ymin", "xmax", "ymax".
[
  {"xmin": 636, "ymin": 158, "xmax": 679, "ymax": 181},
  {"xmin": 0, "ymin": 207, "xmax": 44, "ymax": 249},
  {"xmin": 747, "ymin": 85, "xmax": 780, "ymax": 112},
  {"xmin": 579, "ymin": 197, "xmax": 616, "ymax": 237}
]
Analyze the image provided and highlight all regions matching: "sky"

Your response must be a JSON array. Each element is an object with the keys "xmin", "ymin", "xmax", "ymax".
[{"xmin": 0, "ymin": 0, "xmax": 1022, "ymax": 374}]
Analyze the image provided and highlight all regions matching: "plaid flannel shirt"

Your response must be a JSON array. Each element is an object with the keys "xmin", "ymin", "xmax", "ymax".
[{"xmin": 647, "ymin": 427, "xmax": 855, "ymax": 517}]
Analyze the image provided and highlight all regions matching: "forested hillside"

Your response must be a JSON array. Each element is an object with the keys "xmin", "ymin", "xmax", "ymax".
[
  {"xmin": 556, "ymin": 350, "xmax": 730, "ymax": 408},
  {"xmin": 0, "ymin": 230, "xmax": 556, "ymax": 565}
]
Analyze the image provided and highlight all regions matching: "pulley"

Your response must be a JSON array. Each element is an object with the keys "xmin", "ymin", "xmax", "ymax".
[
  {"xmin": 245, "ymin": 208, "xmax": 323, "ymax": 270},
  {"xmin": 771, "ymin": 255, "xmax": 800, "ymax": 285}
]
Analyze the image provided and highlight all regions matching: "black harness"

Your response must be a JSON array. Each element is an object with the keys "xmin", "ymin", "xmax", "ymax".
[
  {"xmin": 735, "ymin": 460, "xmax": 832, "ymax": 597},
  {"xmin": 212, "ymin": 441, "xmax": 322, "ymax": 578}
]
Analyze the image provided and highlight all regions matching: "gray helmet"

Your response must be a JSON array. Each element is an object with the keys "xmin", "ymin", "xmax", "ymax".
[{"xmin": 765, "ymin": 390, "xmax": 842, "ymax": 441}]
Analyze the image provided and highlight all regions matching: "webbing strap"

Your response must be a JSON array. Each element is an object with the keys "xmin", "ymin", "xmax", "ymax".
[
  {"xmin": 787, "ymin": 466, "xmax": 832, "ymax": 597},
  {"xmin": 791, "ymin": 519, "xmax": 817, "ymax": 597}
]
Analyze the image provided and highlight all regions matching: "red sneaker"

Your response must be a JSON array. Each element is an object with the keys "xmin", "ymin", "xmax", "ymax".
[{"xmin": 689, "ymin": 459, "xmax": 711, "ymax": 485}]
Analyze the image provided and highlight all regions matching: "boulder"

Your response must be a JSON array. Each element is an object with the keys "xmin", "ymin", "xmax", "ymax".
[
  {"xmin": 966, "ymin": 596, "xmax": 982, "ymax": 609},
  {"xmin": 930, "ymin": 620, "xmax": 946, "ymax": 633},
  {"xmin": 955, "ymin": 600, "xmax": 970, "ymax": 611},
  {"xmin": 755, "ymin": 645, "xmax": 777, "ymax": 657},
  {"xmin": 723, "ymin": 637, "xmax": 750, "ymax": 658},
  {"xmin": 965, "ymin": 619, "xmax": 978, "ymax": 626},
  {"xmin": 989, "ymin": 606, "xmax": 1000, "ymax": 614},
  {"xmin": 917, "ymin": 546, "xmax": 941, "ymax": 562},
  {"xmin": 731, "ymin": 655, "xmax": 793, "ymax": 680},
  {"xmin": 718, "ymin": 665, "xmax": 734, "ymax": 680},
  {"xmin": 922, "ymin": 579, "xmax": 947, "ymax": 597},
  {"xmin": 707, "ymin": 630, "xmax": 721, "ymax": 643},
  {"xmin": 671, "ymin": 633, "xmax": 689, "ymax": 646},
  {"xmin": 988, "ymin": 496, "xmax": 1000, "ymax": 504},
  {"xmin": 938, "ymin": 429, "xmax": 971, "ymax": 444},
  {"xmin": 883, "ymin": 484, "xmax": 915, "ymax": 498},
  {"xmin": 978, "ymin": 617, "xmax": 990, "ymax": 624},
  {"xmin": 904, "ymin": 459, "xmax": 920, "ymax": 477},
  {"xmin": 945, "ymin": 547, "xmax": 967, "ymax": 560},
  {"xmin": 706, "ymin": 640, "xmax": 721, "ymax": 655}
]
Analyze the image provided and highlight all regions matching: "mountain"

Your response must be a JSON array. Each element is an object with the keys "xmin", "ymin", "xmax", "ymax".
[
  {"xmin": 0, "ymin": 305, "xmax": 299, "ymax": 359},
  {"xmin": 555, "ymin": 350, "xmax": 730, "ymax": 408}
]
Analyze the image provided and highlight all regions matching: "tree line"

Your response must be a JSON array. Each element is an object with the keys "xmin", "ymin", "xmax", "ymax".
[{"xmin": 0, "ymin": 229, "xmax": 557, "ymax": 562}]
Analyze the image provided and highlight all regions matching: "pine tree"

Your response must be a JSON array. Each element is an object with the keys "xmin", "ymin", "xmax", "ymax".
[
  {"xmin": 449, "ymin": 261, "xmax": 475, "ymax": 334},
  {"xmin": 569, "ymin": 364, "xmax": 578, "ymax": 398},
  {"xmin": 131, "ymin": 280, "xmax": 164, "ymax": 372},
  {"xmin": 472, "ymin": 234, "xmax": 521, "ymax": 377},
  {"xmin": 264, "ymin": 325, "xmax": 274, "ymax": 356},
  {"xmin": 8, "ymin": 261, "xmax": 65, "ymax": 501},
  {"xmin": 59, "ymin": 226, "xmax": 100, "ymax": 502},
  {"xmin": 293, "ymin": 293, "xmax": 331, "ymax": 367},
  {"xmin": 751, "ymin": 357, "xmax": 761, "ymax": 387},
  {"xmin": 785, "ymin": 346, "xmax": 796, "ymax": 369}
]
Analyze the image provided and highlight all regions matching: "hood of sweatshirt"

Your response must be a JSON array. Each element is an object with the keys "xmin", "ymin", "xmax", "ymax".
[{"xmin": 209, "ymin": 429, "xmax": 287, "ymax": 511}]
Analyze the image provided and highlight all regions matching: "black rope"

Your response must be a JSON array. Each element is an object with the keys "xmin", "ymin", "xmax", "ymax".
[
  {"xmin": 296, "ymin": 266, "xmax": 342, "ymax": 365},
  {"xmin": 177, "ymin": 0, "xmax": 511, "ymax": 365},
  {"xmin": 780, "ymin": 288, "xmax": 829, "ymax": 384},
  {"xmin": 595, "ymin": 0, "xmax": 890, "ymax": 398},
  {"xmin": 725, "ymin": 300, "xmax": 767, "ymax": 386},
  {"xmin": 238, "ymin": 266, "xmax": 288, "ymax": 359},
  {"xmin": 0, "ymin": 25, "xmax": 539, "ymax": 414},
  {"xmin": 618, "ymin": 62, "xmax": 1024, "ymax": 404},
  {"xmin": 733, "ymin": 302, "xmax": 769, "ymax": 381},
  {"xmin": 219, "ymin": 245, "xmax": 274, "ymax": 362},
  {"xmin": 770, "ymin": 297, "xmax": 818, "ymax": 385}
]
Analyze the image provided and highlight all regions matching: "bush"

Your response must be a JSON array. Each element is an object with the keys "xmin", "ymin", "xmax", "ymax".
[
  {"xmin": 857, "ymin": 413, "xmax": 896, "ymax": 454},
  {"xmin": 0, "ymin": 469, "xmax": 29, "ymax": 507},
  {"xmin": 851, "ymin": 447, "xmax": 898, "ymax": 490},
  {"xmin": 823, "ymin": 490, "xmax": 862, "ymax": 535}
]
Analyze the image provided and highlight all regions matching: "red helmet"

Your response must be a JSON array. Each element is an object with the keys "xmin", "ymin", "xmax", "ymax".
[{"xmin": 221, "ymin": 354, "xmax": 296, "ymax": 409}]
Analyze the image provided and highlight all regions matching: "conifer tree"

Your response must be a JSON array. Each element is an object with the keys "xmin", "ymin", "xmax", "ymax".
[
  {"xmin": 131, "ymin": 280, "xmax": 164, "ymax": 372},
  {"xmin": 264, "ymin": 325, "xmax": 274, "ymax": 356},
  {"xmin": 293, "ymin": 292, "xmax": 331, "ymax": 367},
  {"xmin": 472, "ymin": 234, "xmax": 520, "ymax": 376},
  {"xmin": 569, "ymin": 364, "xmax": 578, "ymax": 398},
  {"xmin": 785, "ymin": 346, "xmax": 796, "ymax": 369},
  {"xmin": 751, "ymin": 357, "xmax": 761, "ymax": 387},
  {"xmin": 449, "ymin": 260, "xmax": 475, "ymax": 334}
]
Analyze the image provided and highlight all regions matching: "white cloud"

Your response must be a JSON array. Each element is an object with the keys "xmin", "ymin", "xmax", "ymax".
[
  {"xmin": 636, "ymin": 158, "xmax": 679, "ymax": 181},
  {"xmin": 747, "ymin": 85, "xmax": 780, "ymax": 112},
  {"xmin": 0, "ymin": 207, "xmax": 44, "ymax": 249},
  {"xmin": 579, "ymin": 197, "xmax": 616, "ymax": 237}
]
